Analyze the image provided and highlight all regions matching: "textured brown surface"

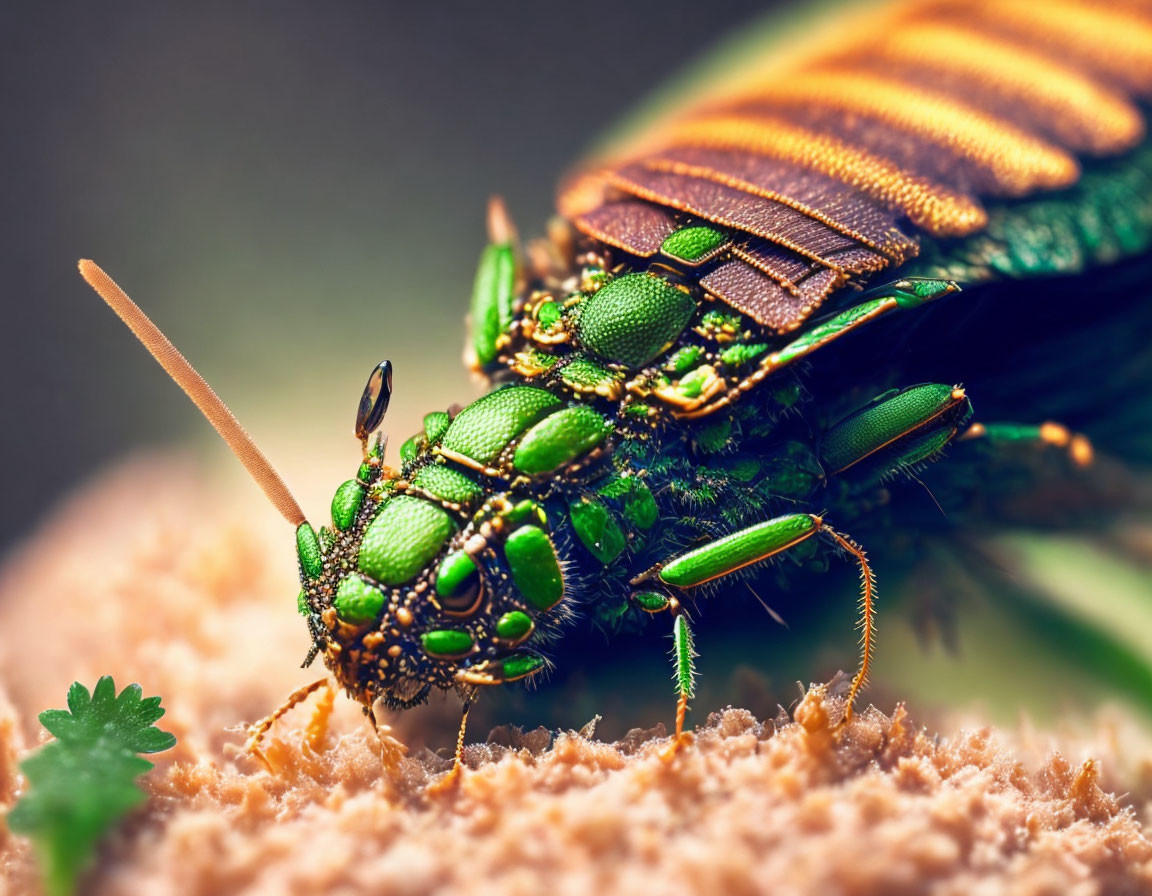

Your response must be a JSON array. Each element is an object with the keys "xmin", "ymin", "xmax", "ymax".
[
  {"xmin": 2, "ymin": 461, "xmax": 1152, "ymax": 896},
  {"xmin": 642, "ymin": 151, "xmax": 916, "ymax": 255},
  {"xmin": 572, "ymin": 200, "xmax": 677, "ymax": 257},
  {"xmin": 561, "ymin": 0, "xmax": 1152, "ymax": 332},
  {"xmin": 701, "ymin": 260, "xmax": 838, "ymax": 332},
  {"xmin": 612, "ymin": 164, "xmax": 859, "ymax": 262}
]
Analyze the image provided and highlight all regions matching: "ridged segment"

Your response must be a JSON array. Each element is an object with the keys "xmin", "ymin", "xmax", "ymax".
[
  {"xmin": 572, "ymin": 200, "xmax": 677, "ymax": 257},
  {"xmin": 629, "ymin": 115, "xmax": 988, "ymax": 236},
  {"xmin": 701, "ymin": 261, "xmax": 839, "ymax": 332},
  {"xmin": 946, "ymin": 0, "xmax": 1152, "ymax": 95},
  {"xmin": 705, "ymin": 69, "xmax": 1079, "ymax": 195},
  {"xmin": 611, "ymin": 163, "xmax": 859, "ymax": 264},
  {"xmin": 858, "ymin": 22, "xmax": 1144, "ymax": 154},
  {"xmin": 557, "ymin": 0, "xmax": 1152, "ymax": 331}
]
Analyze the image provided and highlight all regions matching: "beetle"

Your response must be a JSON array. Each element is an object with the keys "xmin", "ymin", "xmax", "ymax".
[{"xmin": 79, "ymin": 0, "xmax": 1152, "ymax": 783}]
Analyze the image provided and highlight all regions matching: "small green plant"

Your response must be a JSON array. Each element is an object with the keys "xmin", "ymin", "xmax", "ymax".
[{"xmin": 7, "ymin": 676, "xmax": 176, "ymax": 896}]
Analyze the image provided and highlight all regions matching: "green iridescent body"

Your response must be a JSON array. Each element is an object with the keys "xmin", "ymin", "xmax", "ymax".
[{"xmin": 291, "ymin": 137, "xmax": 1152, "ymax": 719}]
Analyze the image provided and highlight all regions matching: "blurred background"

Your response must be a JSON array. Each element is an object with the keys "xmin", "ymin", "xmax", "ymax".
[
  {"xmin": 0, "ymin": 0, "xmax": 776, "ymax": 554},
  {"xmin": 4, "ymin": 0, "xmax": 1152, "ymax": 740}
]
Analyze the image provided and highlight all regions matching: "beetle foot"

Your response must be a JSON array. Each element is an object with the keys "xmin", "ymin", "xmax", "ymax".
[
  {"xmin": 426, "ymin": 762, "xmax": 464, "ymax": 796},
  {"xmin": 659, "ymin": 731, "xmax": 695, "ymax": 762}
]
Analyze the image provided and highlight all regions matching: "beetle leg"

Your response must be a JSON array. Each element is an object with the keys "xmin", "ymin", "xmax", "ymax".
[
  {"xmin": 645, "ymin": 513, "xmax": 876, "ymax": 733},
  {"xmin": 820, "ymin": 383, "xmax": 974, "ymax": 482},
  {"xmin": 427, "ymin": 699, "xmax": 473, "ymax": 796},
  {"xmin": 959, "ymin": 420, "xmax": 1094, "ymax": 468},
  {"xmin": 675, "ymin": 278, "xmax": 960, "ymax": 419},
  {"xmin": 243, "ymin": 677, "xmax": 330, "ymax": 772},
  {"xmin": 659, "ymin": 613, "xmax": 699, "ymax": 760},
  {"xmin": 627, "ymin": 593, "xmax": 698, "ymax": 759}
]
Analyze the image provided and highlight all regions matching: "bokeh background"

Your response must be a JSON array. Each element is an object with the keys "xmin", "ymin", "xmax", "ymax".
[
  {"xmin": 4, "ymin": 0, "xmax": 1152, "ymax": 741},
  {"xmin": 0, "ymin": 0, "xmax": 776, "ymax": 553}
]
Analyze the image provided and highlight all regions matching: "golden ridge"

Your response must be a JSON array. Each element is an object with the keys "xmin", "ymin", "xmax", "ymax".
[
  {"xmin": 630, "ymin": 115, "xmax": 988, "ymax": 236},
  {"xmin": 695, "ymin": 69, "xmax": 1078, "ymax": 195},
  {"xmin": 641, "ymin": 157, "xmax": 909, "ymax": 260},
  {"xmin": 958, "ymin": 0, "xmax": 1152, "ymax": 93},
  {"xmin": 865, "ymin": 21, "xmax": 1144, "ymax": 154}
]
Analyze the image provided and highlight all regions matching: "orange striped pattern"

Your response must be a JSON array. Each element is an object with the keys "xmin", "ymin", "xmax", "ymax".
[{"xmin": 558, "ymin": 0, "xmax": 1152, "ymax": 331}]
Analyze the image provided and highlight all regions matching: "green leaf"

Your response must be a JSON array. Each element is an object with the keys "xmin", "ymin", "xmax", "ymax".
[{"xmin": 7, "ymin": 676, "xmax": 176, "ymax": 896}]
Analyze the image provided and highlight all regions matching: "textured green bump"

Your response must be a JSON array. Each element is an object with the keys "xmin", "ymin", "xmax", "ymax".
[
  {"xmin": 358, "ymin": 496, "xmax": 455, "ymax": 586},
  {"xmin": 331, "ymin": 479, "xmax": 365, "ymax": 531},
  {"xmin": 666, "ymin": 344, "xmax": 703, "ymax": 374},
  {"xmin": 513, "ymin": 405, "xmax": 612, "ymax": 475},
  {"xmin": 436, "ymin": 550, "xmax": 478, "ymax": 600},
  {"xmin": 422, "ymin": 629, "xmax": 474, "ymax": 658},
  {"xmin": 504, "ymin": 525, "xmax": 564, "ymax": 610},
  {"xmin": 412, "ymin": 464, "xmax": 483, "ymax": 505},
  {"xmin": 441, "ymin": 386, "xmax": 562, "ymax": 465},
  {"xmin": 295, "ymin": 522, "xmax": 323, "ymax": 580},
  {"xmin": 576, "ymin": 272, "xmax": 696, "ymax": 368},
  {"xmin": 498, "ymin": 652, "xmax": 546, "ymax": 681},
  {"xmin": 423, "ymin": 410, "xmax": 451, "ymax": 444},
  {"xmin": 536, "ymin": 299, "xmax": 562, "ymax": 330},
  {"xmin": 559, "ymin": 356, "xmax": 622, "ymax": 394},
  {"xmin": 296, "ymin": 589, "xmax": 309, "ymax": 616},
  {"xmin": 598, "ymin": 474, "xmax": 658, "ymax": 529},
  {"xmin": 569, "ymin": 497, "xmax": 626, "ymax": 564},
  {"xmin": 495, "ymin": 610, "xmax": 533, "ymax": 642},
  {"xmin": 890, "ymin": 278, "xmax": 959, "ymax": 308},
  {"xmin": 505, "ymin": 499, "xmax": 545, "ymax": 527},
  {"xmin": 660, "ymin": 513, "xmax": 817, "ymax": 588},
  {"xmin": 399, "ymin": 434, "xmax": 422, "ymax": 465},
  {"xmin": 470, "ymin": 243, "xmax": 516, "ymax": 365},
  {"xmin": 719, "ymin": 342, "xmax": 769, "ymax": 366},
  {"xmin": 661, "ymin": 225, "xmax": 728, "ymax": 262},
  {"xmin": 632, "ymin": 591, "xmax": 670, "ymax": 612},
  {"xmin": 333, "ymin": 574, "xmax": 384, "ymax": 624},
  {"xmin": 821, "ymin": 383, "xmax": 966, "ymax": 474},
  {"xmin": 676, "ymin": 367, "xmax": 711, "ymax": 399}
]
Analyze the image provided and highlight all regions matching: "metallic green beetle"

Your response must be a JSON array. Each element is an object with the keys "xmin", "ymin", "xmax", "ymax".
[{"xmin": 81, "ymin": 0, "xmax": 1152, "ymax": 778}]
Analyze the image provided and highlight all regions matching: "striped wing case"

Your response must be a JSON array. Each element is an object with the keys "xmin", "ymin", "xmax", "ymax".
[{"xmin": 559, "ymin": 0, "xmax": 1152, "ymax": 332}]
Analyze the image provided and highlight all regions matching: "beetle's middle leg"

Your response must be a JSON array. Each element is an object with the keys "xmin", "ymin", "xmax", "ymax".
[
  {"xmin": 631, "ymin": 512, "xmax": 877, "ymax": 752},
  {"xmin": 959, "ymin": 420, "xmax": 1094, "ymax": 468}
]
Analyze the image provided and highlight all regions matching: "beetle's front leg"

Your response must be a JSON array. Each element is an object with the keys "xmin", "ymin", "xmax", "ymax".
[
  {"xmin": 631, "ymin": 512, "xmax": 877, "ymax": 753},
  {"xmin": 243, "ymin": 677, "xmax": 331, "ymax": 772}
]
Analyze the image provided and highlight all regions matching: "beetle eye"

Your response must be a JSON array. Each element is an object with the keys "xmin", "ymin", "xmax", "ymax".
[
  {"xmin": 355, "ymin": 360, "xmax": 393, "ymax": 441},
  {"xmin": 435, "ymin": 550, "xmax": 484, "ymax": 615}
]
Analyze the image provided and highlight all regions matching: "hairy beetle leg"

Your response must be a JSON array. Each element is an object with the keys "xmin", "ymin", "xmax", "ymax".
[
  {"xmin": 960, "ymin": 420, "xmax": 1094, "ymax": 468},
  {"xmin": 427, "ymin": 700, "xmax": 473, "ymax": 795},
  {"xmin": 243, "ymin": 677, "xmax": 331, "ymax": 772},
  {"xmin": 639, "ymin": 515, "xmax": 877, "ymax": 743},
  {"xmin": 659, "ymin": 613, "xmax": 698, "ymax": 761}
]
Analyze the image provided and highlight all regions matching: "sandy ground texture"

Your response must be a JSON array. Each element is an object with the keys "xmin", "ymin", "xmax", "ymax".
[{"xmin": 2, "ymin": 459, "xmax": 1152, "ymax": 896}]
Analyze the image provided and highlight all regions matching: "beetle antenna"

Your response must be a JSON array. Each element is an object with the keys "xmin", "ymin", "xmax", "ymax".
[
  {"xmin": 78, "ymin": 259, "xmax": 307, "ymax": 527},
  {"xmin": 486, "ymin": 195, "xmax": 517, "ymax": 245}
]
